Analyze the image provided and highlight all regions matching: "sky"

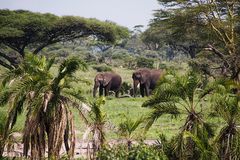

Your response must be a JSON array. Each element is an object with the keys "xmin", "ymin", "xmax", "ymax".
[{"xmin": 0, "ymin": 0, "xmax": 159, "ymax": 30}]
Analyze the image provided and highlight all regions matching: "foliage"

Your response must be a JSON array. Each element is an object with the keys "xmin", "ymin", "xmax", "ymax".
[
  {"xmin": 143, "ymin": 71, "xmax": 214, "ymax": 159},
  {"xmin": 136, "ymin": 56, "xmax": 154, "ymax": 69},
  {"xmin": 143, "ymin": 0, "xmax": 240, "ymax": 81},
  {"xmin": 158, "ymin": 63, "xmax": 167, "ymax": 69},
  {"xmin": 0, "ymin": 9, "xmax": 129, "ymax": 69},
  {"xmin": 0, "ymin": 109, "xmax": 7, "ymax": 156},
  {"xmin": 97, "ymin": 143, "xmax": 166, "ymax": 160},
  {"xmin": 118, "ymin": 115, "xmax": 144, "ymax": 149},
  {"xmin": 208, "ymin": 79, "xmax": 240, "ymax": 159},
  {"xmin": 0, "ymin": 109, "xmax": 20, "ymax": 157},
  {"xmin": 120, "ymin": 82, "xmax": 132, "ymax": 95},
  {"xmin": 124, "ymin": 31, "xmax": 146, "ymax": 54},
  {"xmin": 82, "ymin": 97, "xmax": 107, "ymax": 159},
  {"xmin": 0, "ymin": 54, "xmax": 87, "ymax": 159},
  {"xmin": 92, "ymin": 64, "xmax": 112, "ymax": 72}
]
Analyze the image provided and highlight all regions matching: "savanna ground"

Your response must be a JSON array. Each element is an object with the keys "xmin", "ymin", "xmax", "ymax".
[{"xmin": 0, "ymin": 61, "xmax": 224, "ymax": 143}]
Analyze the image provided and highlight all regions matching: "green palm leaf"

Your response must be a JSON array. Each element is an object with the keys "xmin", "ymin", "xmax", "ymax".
[
  {"xmin": 143, "ymin": 70, "xmax": 215, "ymax": 159},
  {"xmin": 0, "ymin": 54, "xmax": 88, "ymax": 159}
]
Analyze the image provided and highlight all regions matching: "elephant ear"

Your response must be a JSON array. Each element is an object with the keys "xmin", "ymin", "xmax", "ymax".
[
  {"xmin": 103, "ymin": 75, "xmax": 111, "ymax": 86},
  {"xmin": 140, "ymin": 70, "xmax": 149, "ymax": 84},
  {"xmin": 95, "ymin": 74, "xmax": 103, "ymax": 84}
]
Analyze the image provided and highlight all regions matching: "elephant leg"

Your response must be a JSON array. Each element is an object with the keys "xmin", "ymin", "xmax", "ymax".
[
  {"xmin": 93, "ymin": 83, "xmax": 99, "ymax": 97},
  {"xmin": 99, "ymin": 86, "xmax": 103, "ymax": 96},
  {"xmin": 140, "ymin": 84, "xmax": 145, "ymax": 97},
  {"xmin": 105, "ymin": 88, "xmax": 109, "ymax": 96},
  {"xmin": 145, "ymin": 83, "xmax": 150, "ymax": 96},
  {"xmin": 133, "ymin": 80, "xmax": 139, "ymax": 97},
  {"xmin": 104, "ymin": 84, "xmax": 111, "ymax": 97}
]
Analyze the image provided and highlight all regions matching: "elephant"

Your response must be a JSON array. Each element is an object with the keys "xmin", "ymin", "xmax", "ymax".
[
  {"xmin": 93, "ymin": 72, "xmax": 122, "ymax": 97},
  {"xmin": 132, "ymin": 68, "xmax": 164, "ymax": 97}
]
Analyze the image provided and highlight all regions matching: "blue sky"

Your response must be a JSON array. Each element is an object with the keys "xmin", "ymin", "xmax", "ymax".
[{"xmin": 0, "ymin": 0, "xmax": 159, "ymax": 30}]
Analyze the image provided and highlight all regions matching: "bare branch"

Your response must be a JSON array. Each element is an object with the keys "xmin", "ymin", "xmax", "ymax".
[{"xmin": 205, "ymin": 44, "xmax": 225, "ymax": 59}]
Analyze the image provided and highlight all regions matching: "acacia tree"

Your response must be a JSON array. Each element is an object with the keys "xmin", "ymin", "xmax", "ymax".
[
  {"xmin": 143, "ymin": 1, "xmax": 240, "ymax": 81},
  {"xmin": 0, "ymin": 9, "xmax": 129, "ymax": 70},
  {"xmin": 142, "ymin": 5, "xmax": 210, "ymax": 58},
  {"xmin": 0, "ymin": 54, "xmax": 88, "ymax": 159}
]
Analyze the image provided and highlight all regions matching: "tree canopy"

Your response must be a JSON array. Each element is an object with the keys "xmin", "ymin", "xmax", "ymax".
[
  {"xmin": 142, "ymin": 0, "xmax": 240, "ymax": 81},
  {"xmin": 0, "ymin": 9, "xmax": 129, "ymax": 69}
]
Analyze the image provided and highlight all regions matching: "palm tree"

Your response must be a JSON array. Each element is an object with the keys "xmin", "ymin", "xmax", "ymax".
[
  {"xmin": 82, "ymin": 97, "xmax": 107, "ymax": 159},
  {"xmin": 118, "ymin": 115, "xmax": 144, "ymax": 150},
  {"xmin": 142, "ymin": 71, "xmax": 214, "ymax": 160},
  {"xmin": 0, "ymin": 108, "xmax": 20, "ymax": 158},
  {"xmin": 0, "ymin": 112, "xmax": 19, "ymax": 158},
  {"xmin": 209, "ymin": 80, "xmax": 240, "ymax": 160},
  {"xmin": 0, "ymin": 54, "xmax": 87, "ymax": 159}
]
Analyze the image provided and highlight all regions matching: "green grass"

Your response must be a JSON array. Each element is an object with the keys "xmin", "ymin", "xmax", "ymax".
[
  {"xmin": 72, "ymin": 65, "xmax": 188, "ymax": 140},
  {"xmin": 0, "ymin": 63, "xmax": 226, "ymax": 142},
  {"xmin": 72, "ymin": 95, "xmax": 186, "ymax": 140}
]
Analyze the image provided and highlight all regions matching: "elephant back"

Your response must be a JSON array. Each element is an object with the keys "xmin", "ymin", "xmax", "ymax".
[
  {"xmin": 132, "ymin": 68, "xmax": 151, "ymax": 79},
  {"xmin": 109, "ymin": 72, "xmax": 122, "ymax": 87},
  {"xmin": 150, "ymin": 69, "xmax": 165, "ymax": 85}
]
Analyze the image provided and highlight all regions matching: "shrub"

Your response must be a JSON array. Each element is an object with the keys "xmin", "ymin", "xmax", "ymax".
[
  {"xmin": 136, "ymin": 57, "xmax": 154, "ymax": 69},
  {"xmin": 97, "ymin": 143, "xmax": 167, "ymax": 160},
  {"xmin": 92, "ymin": 65, "xmax": 112, "ymax": 72},
  {"xmin": 120, "ymin": 82, "xmax": 132, "ymax": 95},
  {"xmin": 158, "ymin": 63, "xmax": 167, "ymax": 69}
]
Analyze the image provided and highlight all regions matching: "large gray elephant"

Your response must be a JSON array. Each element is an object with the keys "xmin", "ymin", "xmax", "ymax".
[
  {"xmin": 132, "ymin": 68, "xmax": 164, "ymax": 97},
  {"xmin": 93, "ymin": 72, "xmax": 122, "ymax": 97}
]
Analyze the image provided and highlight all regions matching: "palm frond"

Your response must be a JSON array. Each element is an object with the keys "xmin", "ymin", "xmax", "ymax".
[
  {"xmin": 118, "ymin": 116, "xmax": 144, "ymax": 139},
  {"xmin": 142, "ymin": 70, "xmax": 217, "ymax": 159},
  {"xmin": 62, "ymin": 88, "xmax": 86, "ymax": 103},
  {"xmin": 0, "ymin": 68, "xmax": 22, "ymax": 86},
  {"xmin": 59, "ymin": 57, "xmax": 88, "ymax": 76},
  {"xmin": 0, "ymin": 54, "xmax": 89, "ymax": 159},
  {"xmin": 52, "ymin": 58, "xmax": 88, "ymax": 93},
  {"xmin": 199, "ymin": 78, "xmax": 233, "ymax": 99},
  {"xmin": 45, "ymin": 57, "xmax": 55, "ymax": 71},
  {"xmin": 214, "ymin": 124, "xmax": 240, "ymax": 160},
  {"xmin": 0, "ymin": 87, "xmax": 13, "ymax": 106},
  {"xmin": 206, "ymin": 79, "xmax": 240, "ymax": 159},
  {"xmin": 144, "ymin": 104, "xmax": 180, "ymax": 131},
  {"xmin": 183, "ymin": 131, "xmax": 217, "ymax": 159},
  {"xmin": 90, "ymin": 97, "xmax": 106, "ymax": 123},
  {"xmin": 82, "ymin": 97, "xmax": 107, "ymax": 158},
  {"xmin": 211, "ymin": 93, "xmax": 240, "ymax": 123},
  {"xmin": 184, "ymin": 71, "xmax": 201, "ymax": 104}
]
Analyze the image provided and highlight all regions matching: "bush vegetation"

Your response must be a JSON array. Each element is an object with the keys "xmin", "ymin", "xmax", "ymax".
[
  {"xmin": 97, "ymin": 143, "xmax": 166, "ymax": 160},
  {"xmin": 92, "ymin": 65, "xmax": 113, "ymax": 72}
]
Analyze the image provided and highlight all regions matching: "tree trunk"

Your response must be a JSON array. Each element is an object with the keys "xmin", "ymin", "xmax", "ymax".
[
  {"xmin": 189, "ymin": 45, "xmax": 196, "ymax": 59},
  {"xmin": 0, "ymin": 141, "xmax": 5, "ymax": 158}
]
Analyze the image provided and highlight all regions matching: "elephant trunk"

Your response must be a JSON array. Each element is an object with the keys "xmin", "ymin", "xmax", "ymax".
[{"xmin": 133, "ymin": 80, "xmax": 139, "ymax": 97}]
